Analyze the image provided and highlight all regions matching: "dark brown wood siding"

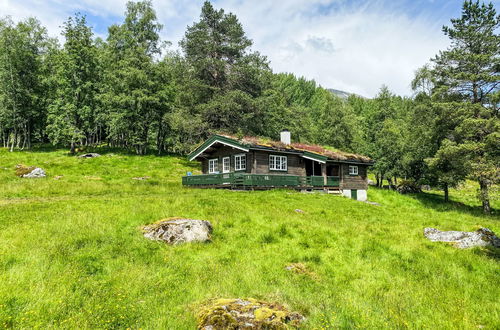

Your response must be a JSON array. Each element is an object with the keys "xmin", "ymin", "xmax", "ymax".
[
  {"xmin": 252, "ymin": 150, "xmax": 305, "ymax": 176},
  {"xmin": 340, "ymin": 164, "xmax": 368, "ymax": 190},
  {"xmin": 201, "ymin": 145, "xmax": 252, "ymax": 174},
  {"xmin": 201, "ymin": 147, "xmax": 305, "ymax": 176}
]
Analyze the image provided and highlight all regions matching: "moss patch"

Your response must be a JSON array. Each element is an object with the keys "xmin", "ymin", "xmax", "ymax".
[
  {"xmin": 197, "ymin": 298, "xmax": 304, "ymax": 329},
  {"xmin": 15, "ymin": 164, "xmax": 36, "ymax": 177},
  {"xmin": 285, "ymin": 263, "xmax": 319, "ymax": 280}
]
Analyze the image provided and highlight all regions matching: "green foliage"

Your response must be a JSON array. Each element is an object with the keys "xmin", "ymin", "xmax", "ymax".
[
  {"xmin": 0, "ymin": 17, "xmax": 53, "ymax": 150},
  {"xmin": 424, "ymin": 1, "xmax": 500, "ymax": 213},
  {"xmin": 102, "ymin": 0, "xmax": 170, "ymax": 155},
  {"xmin": 46, "ymin": 14, "xmax": 100, "ymax": 152},
  {"xmin": 174, "ymin": 1, "xmax": 271, "ymax": 141},
  {"xmin": 349, "ymin": 86, "xmax": 411, "ymax": 186},
  {"xmin": 432, "ymin": 0, "xmax": 499, "ymax": 104}
]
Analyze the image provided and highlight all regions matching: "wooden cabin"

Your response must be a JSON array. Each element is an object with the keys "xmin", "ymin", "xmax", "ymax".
[{"xmin": 182, "ymin": 131, "xmax": 374, "ymax": 201}]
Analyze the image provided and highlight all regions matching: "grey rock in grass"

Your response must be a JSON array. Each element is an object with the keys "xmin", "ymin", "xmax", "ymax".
[
  {"xmin": 78, "ymin": 153, "xmax": 100, "ymax": 158},
  {"xmin": 424, "ymin": 227, "xmax": 500, "ymax": 249},
  {"xmin": 143, "ymin": 218, "xmax": 212, "ymax": 245},
  {"xmin": 295, "ymin": 209, "xmax": 305, "ymax": 213},
  {"xmin": 367, "ymin": 179, "xmax": 376, "ymax": 186},
  {"xmin": 21, "ymin": 167, "xmax": 46, "ymax": 178}
]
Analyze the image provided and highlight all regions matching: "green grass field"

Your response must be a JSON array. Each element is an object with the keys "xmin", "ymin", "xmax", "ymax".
[{"xmin": 0, "ymin": 147, "xmax": 499, "ymax": 329}]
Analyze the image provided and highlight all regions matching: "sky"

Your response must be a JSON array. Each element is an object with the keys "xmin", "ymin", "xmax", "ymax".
[{"xmin": 1, "ymin": 0, "xmax": 499, "ymax": 97}]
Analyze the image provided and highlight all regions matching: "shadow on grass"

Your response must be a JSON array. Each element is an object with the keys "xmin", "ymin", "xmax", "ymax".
[
  {"xmin": 412, "ymin": 191, "xmax": 497, "ymax": 218},
  {"xmin": 474, "ymin": 246, "xmax": 500, "ymax": 261}
]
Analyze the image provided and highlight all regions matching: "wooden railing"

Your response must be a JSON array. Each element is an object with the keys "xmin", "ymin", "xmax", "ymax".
[{"xmin": 182, "ymin": 173, "xmax": 339, "ymax": 188}]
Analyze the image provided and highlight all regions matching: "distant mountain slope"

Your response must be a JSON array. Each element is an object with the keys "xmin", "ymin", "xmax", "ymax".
[{"xmin": 327, "ymin": 88, "xmax": 365, "ymax": 100}]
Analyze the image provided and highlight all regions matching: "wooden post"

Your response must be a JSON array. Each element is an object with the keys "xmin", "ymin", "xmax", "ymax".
[
  {"xmin": 322, "ymin": 163, "xmax": 327, "ymax": 185},
  {"xmin": 339, "ymin": 164, "xmax": 343, "ymax": 189},
  {"xmin": 252, "ymin": 151, "xmax": 257, "ymax": 174}
]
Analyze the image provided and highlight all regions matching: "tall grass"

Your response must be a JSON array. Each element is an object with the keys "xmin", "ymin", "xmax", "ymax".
[{"xmin": 0, "ymin": 148, "xmax": 498, "ymax": 328}]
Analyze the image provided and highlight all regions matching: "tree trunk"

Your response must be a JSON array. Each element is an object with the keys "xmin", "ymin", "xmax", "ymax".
[
  {"xmin": 444, "ymin": 184, "xmax": 449, "ymax": 203},
  {"xmin": 70, "ymin": 141, "xmax": 76, "ymax": 154},
  {"xmin": 479, "ymin": 179, "xmax": 491, "ymax": 214},
  {"xmin": 27, "ymin": 121, "xmax": 31, "ymax": 149},
  {"xmin": 10, "ymin": 129, "xmax": 17, "ymax": 152}
]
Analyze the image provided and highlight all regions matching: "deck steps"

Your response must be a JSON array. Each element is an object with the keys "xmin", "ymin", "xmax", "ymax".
[{"xmin": 327, "ymin": 189, "xmax": 342, "ymax": 194}]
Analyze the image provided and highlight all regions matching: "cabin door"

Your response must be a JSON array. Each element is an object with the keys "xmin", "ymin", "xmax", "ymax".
[
  {"xmin": 327, "ymin": 164, "xmax": 339, "ymax": 177},
  {"xmin": 305, "ymin": 159, "xmax": 322, "ymax": 176},
  {"xmin": 351, "ymin": 189, "xmax": 358, "ymax": 200}
]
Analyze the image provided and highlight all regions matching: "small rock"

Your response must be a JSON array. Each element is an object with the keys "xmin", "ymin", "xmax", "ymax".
[
  {"xmin": 363, "ymin": 201, "xmax": 380, "ymax": 206},
  {"xmin": 54, "ymin": 175, "xmax": 64, "ymax": 180},
  {"xmin": 285, "ymin": 263, "xmax": 319, "ymax": 280},
  {"xmin": 368, "ymin": 179, "xmax": 375, "ymax": 186},
  {"xmin": 294, "ymin": 209, "xmax": 305, "ymax": 213},
  {"xmin": 85, "ymin": 176, "xmax": 102, "ymax": 180},
  {"xmin": 142, "ymin": 218, "xmax": 213, "ymax": 245},
  {"xmin": 15, "ymin": 164, "xmax": 46, "ymax": 178},
  {"xmin": 197, "ymin": 298, "xmax": 304, "ymax": 329},
  {"xmin": 132, "ymin": 176, "xmax": 151, "ymax": 180},
  {"xmin": 424, "ymin": 227, "xmax": 500, "ymax": 249},
  {"xmin": 78, "ymin": 153, "xmax": 100, "ymax": 158}
]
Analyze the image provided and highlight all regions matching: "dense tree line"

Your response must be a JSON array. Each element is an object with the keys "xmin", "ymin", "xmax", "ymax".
[{"xmin": 0, "ymin": 1, "xmax": 498, "ymax": 212}]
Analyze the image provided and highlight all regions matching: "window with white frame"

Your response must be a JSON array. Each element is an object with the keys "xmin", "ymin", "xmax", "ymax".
[
  {"xmin": 234, "ymin": 154, "xmax": 246, "ymax": 171},
  {"xmin": 222, "ymin": 157, "xmax": 230, "ymax": 173},
  {"xmin": 269, "ymin": 155, "xmax": 287, "ymax": 171},
  {"xmin": 349, "ymin": 165, "xmax": 358, "ymax": 176},
  {"xmin": 208, "ymin": 159, "xmax": 218, "ymax": 174}
]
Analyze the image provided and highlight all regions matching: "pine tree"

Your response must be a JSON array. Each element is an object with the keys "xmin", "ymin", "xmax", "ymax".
[{"xmin": 431, "ymin": 0, "xmax": 499, "ymax": 213}]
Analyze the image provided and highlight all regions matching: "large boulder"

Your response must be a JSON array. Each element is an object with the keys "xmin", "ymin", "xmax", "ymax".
[
  {"xmin": 424, "ymin": 227, "xmax": 500, "ymax": 249},
  {"xmin": 15, "ymin": 164, "xmax": 46, "ymax": 178},
  {"xmin": 197, "ymin": 298, "xmax": 305, "ymax": 329},
  {"xmin": 142, "ymin": 218, "xmax": 212, "ymax": 245}
]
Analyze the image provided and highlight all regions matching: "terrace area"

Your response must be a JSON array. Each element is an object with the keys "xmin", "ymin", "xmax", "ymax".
[{"xmin": 182, "ymin": 173, "xmax": 340, "ymax": 189}]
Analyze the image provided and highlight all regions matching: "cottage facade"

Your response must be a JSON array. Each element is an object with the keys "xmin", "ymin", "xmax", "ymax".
[{"xmin": 183, "ymin": 131, "xmax": 374, "ymax": 201}]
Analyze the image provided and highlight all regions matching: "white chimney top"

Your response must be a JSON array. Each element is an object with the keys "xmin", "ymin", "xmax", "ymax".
[{"xmin": 280, "ymin": 130, "xmax": 291, "ymax": 145}]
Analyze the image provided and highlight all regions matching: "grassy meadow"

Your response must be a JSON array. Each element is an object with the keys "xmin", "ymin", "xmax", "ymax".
[{"xmin": 0, "ymin": 147, "xmax": 499, "ymax": 329}]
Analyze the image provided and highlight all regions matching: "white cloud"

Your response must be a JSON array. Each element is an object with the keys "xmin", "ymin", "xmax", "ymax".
[{"xmin": 0, "ymin": 0, "xmax": 453, "ymax": 96}]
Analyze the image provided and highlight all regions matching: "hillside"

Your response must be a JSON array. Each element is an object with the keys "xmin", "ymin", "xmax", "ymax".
[
  {"xmin": 327, "ymin": 88, "xmax": 364, "ymax": 100},
  {"xmin": 0, "ymin": 148, "xmax": 498, "ymax": 328}
]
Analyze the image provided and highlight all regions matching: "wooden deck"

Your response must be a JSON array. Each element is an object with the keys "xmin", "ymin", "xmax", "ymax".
[{"xmin": 182, "ymin": 173, "xmax": 340, "ymax": 190}]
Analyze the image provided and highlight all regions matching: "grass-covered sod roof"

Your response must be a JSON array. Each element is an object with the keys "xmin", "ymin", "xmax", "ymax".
[{"xmin": 189, "ymin": 133, "xmax": 374, "ymax": 164}]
